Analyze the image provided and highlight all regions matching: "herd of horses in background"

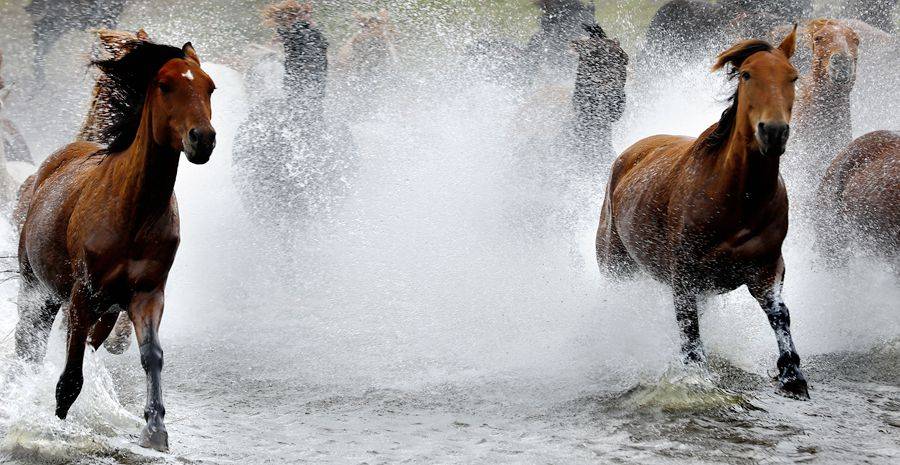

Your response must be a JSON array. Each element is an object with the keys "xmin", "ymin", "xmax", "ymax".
[{"xmin": 0, "ymin": 0, "xmax": 897, "ymax": 453}]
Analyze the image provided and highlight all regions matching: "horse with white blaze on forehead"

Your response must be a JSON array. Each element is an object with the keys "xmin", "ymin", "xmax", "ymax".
[
  {"xmin": 596, "ymin": 28, "xmax": 809, "ymax": 399},
  {"xmin": 14, "ymin": 39, "xmax": 216, "ymax": 451}
]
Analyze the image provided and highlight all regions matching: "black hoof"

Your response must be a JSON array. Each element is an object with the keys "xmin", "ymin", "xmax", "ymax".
[
  {"xmin": 55, "ymin": 406, "xmax": 69, "ymax": 420},
  {"xmin": 140, "ymin": 425, "xmax": 169, "ymax": 452},
  {"xmin": 682, "ymin": 346, "xmax": 707, "ymax": 365},
  {"xmin": 776, "ymin": 366, "xmax": 810, "ymax": 400}
]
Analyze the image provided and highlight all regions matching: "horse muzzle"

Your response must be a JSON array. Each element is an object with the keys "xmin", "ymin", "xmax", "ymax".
[
  {"xmin": 757, "ymin": 122, "xmax": 790, "ymax": 157},
  {"xmin": 183, "ymin": 127, "xmax": 216, "ymax": 165},
  {"xmin": 828, "ymin": 54, "xmax": 855, "ymax": 86}
]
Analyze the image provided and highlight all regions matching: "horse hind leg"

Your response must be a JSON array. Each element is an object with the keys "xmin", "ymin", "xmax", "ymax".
[
  {"xmin": 87, "ymin": 309, "xmax": 132, "ymax": 355},
  {"xmin": 55, "ymin": 283, "xmax": 96, "ymax": 419},
  {"xmin": 14, "ymin": 280, "xmax": 60, "ymax": 364}
]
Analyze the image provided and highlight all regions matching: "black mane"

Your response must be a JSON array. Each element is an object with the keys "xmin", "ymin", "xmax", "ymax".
[{"xmin": 90, "ymin": 41, "xmax": 186, "ymax": 152}]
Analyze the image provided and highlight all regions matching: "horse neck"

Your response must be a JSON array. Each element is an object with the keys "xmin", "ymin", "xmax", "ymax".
[
  {"xmin": 282, "ymin": 26, "xmax": 328, "ymax": 105},
  {"xmin": 572, "ymin": 62, "xmax": 619, "ymax": 141},
  {"xmin": 798, "ymin": 73, "xmax": 853, "ymax": 144},
  {"xmin": 108, "ymin": 103, "xmax": 180, "ymax": 223},
  {"xmin": 714, "ymin": 120, "xmax": 782, "ymax": 205}
]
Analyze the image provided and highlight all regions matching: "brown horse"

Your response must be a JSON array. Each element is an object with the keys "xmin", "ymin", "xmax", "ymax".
[
  {"xmin": 596, "ymin": 29, "xmax": 809, "ymax": 398},
  {"xmin": 816, "ymin": 130, "xmax": 899, "ymax": 265},
  {"xmin": 789, "ymin": 20, "xmax": 859, "ymax": 189},
  {"xmin": 14, "ymin": 40, "xmax": 216, "ymax": 451}
]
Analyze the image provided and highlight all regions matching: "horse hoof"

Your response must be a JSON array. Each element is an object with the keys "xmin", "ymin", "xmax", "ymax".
[
  {"xmin": 777, "ymin": 373, "xmax": 810, "ymax": 400},
  {"xmin": 140, "ymin": 425, "xmax": 169, "ymax": 452}
]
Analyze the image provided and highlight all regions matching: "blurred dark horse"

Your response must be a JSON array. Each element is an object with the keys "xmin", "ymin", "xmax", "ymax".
[
  {"xmin": 842, "ymin": 0, "xmax": 898, "ymax": 33},
  {"xmin": 0, "ymin": 49, "xmax": 32, "ymax": 166},
  {"xmin": 26, "ymin": 0, "xmax": 128, "ymax": 81},
  {"xmin": 644, "ymin": 0, "xmax": 810, "ymax": 61},
  {"xmin": 570, "ymin": 24, "xmax": 628, "ymax": 164},
  {"xmin": 597, "ymin": 29, "xmax": 810, "ymax": 399},
  {"xmin": 816, "ymin": 131, "xmax": 899, "ymax": 267},
  {"xmin": 233, "ymin": 1, "xmax": 356, "ymax": 236},
  {"xmin": 468, "ymin": 0, "xmax": 596, "ymax": 83}
]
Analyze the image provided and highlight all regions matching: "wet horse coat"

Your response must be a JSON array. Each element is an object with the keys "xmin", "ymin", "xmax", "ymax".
[
  {"xmin": 14, "ymin": 41, "xmax": 216, "ymax": 451},
  {"xmin": 596, "ymin": 30, "xmax": 809, "ymax": 398},
  {"xmin": 816, "ymin": 130, "xmax": 900, "ymax": 264}
]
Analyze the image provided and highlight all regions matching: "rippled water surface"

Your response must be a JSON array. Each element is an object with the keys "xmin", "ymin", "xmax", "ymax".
[{"xmin": 0, "ymin": 1, "xmax": 898, "ymax": 464}]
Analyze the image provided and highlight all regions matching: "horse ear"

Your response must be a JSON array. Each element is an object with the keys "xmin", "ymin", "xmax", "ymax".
[
  {"xmin": 778, "ymin": 24, "xmax": 798, "ymax": 59},
  {"xmin": 182, "ymin": 42, "xmax": 200, "ymax": 64}
]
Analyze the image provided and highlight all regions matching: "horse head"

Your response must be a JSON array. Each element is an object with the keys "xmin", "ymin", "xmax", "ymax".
[
  {"xmin": 92, "ymin": 41, "xmax": 216, "ymax": 164},
  {"xmin": 711, "ymin": 26, "xmax": 798, "ymax": 157},
  {"xmin": 807, "ymin": 19, "xmax": 859, "ymax": 89}
]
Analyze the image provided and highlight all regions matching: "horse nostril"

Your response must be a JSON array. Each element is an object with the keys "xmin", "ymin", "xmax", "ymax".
[{"xmin": 188, "ymin": 128, "xmax": 199, "ymax": 145}]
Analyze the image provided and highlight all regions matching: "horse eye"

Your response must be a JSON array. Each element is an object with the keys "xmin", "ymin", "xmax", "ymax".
[
  {"xmin": 158, "ymin": 82, "xmax": 172, "ymax": 93},
  {"xmin": 741, "ymin": 72, "xmax": 751, "ymax": 81}
]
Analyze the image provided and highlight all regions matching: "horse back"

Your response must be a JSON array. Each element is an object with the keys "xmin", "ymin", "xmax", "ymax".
[{"xmin": 820, "ymin": 130, "xmax": 900, "ymax": 247}]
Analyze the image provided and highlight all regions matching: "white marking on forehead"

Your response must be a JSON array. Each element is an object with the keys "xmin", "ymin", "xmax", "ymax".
[{"xmin": 182, "ymin": 70, "xmax": 194, "ymax": 81}]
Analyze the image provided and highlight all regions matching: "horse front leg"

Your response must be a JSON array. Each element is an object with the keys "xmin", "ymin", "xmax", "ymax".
[
  {"xmin": 673, "ymin": 288, "xmax": 706, "ymax": 364},
  {"xmin": 748, "ymin": 259, "xmax": 809, "ymax": 399},
  {"xmin": 128, "ymin": 291, "xmax": 169, "ymax": 452},
  {"xmin": 55, "ymin": 284, "xmax": 95, "ymax": 419}
]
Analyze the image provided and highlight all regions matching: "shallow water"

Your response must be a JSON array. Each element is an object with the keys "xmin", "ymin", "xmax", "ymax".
[{"xmin": 1, "ymin": 2, "xmax": 899, "ymax": 464}]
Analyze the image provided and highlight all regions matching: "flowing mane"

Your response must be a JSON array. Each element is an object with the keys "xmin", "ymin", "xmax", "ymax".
[
  {"xmin": 90, "ymin": 40, "xmax": 187, "ymax": 152},
  {"xmin": 79, "ymin": 29, "xmax": 151, "ymax": 143},
  {"xmin": 698, "ymin": 40, "xmax": 774, "ymax": 153}
]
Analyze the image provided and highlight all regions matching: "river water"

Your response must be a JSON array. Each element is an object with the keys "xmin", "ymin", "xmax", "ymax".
[{"xmin": 0, "ymin": 2, "xmax": 898, "ymax": 464}]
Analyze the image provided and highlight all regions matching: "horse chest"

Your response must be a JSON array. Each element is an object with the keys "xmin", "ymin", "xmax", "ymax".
[{"xmin": 81, "ymin": 233, "xmax": 179, "ymax": 297}]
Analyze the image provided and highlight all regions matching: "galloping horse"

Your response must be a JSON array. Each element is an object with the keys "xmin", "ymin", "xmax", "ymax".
[
  {"xmin": 233, "ymin": 1, "xmax": 356, "ymax": 236},
  {"xmin": 816, "ymin": 130, "xmax": 899, "ymax": 265},
  {"xmin": 14, "ymin": 40, "xmax": 216, "ymax": 451},
  {"xmin": 466, "ymin": 0, "xmax": 596, "ymax": 85},
  {"xmin": 789, "ymin": 20, "xmax": 859, "ymax": 192},
  {"xmin": 596, "ymin": 29, "xmax": 809, "ymax": 398},
  {"xmin": 333, "ymin": 9, "xmax": 400, "ymax": 115}
]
